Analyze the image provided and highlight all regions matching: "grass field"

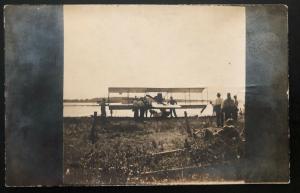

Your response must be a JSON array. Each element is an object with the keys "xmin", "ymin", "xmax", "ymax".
[{"xmin": 63, "ymin": 116, "xmax": 245, "ymax": 185}]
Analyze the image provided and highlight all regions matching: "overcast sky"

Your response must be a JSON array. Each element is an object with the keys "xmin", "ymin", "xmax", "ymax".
[{"xmin": 64, "ymin": 5, "xmax": 245, "ymax": 101}]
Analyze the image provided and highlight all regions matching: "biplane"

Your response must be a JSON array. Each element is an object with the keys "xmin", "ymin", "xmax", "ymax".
[{"xmin": 103, "ymin": 87, "xmax": 209, "ymax": 117}]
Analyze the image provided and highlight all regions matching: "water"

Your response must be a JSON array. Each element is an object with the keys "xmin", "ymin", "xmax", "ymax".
[{"xmin": 63, "ymin": 102, "xmax": 214, "ymax": 117}]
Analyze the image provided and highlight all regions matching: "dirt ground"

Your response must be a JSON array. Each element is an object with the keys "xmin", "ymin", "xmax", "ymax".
[{"xmin": 63, "ymin": 116, "xmax": 245, "ymax": 185}]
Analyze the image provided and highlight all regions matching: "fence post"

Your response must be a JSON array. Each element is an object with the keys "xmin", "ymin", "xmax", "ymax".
[
  {"xmin": 184, "ymin": 111, "xmax": 194, "ymax": 137},
  {"xmin": 89, "ymin": 111, "xmax": 98, "ymax": 144}
]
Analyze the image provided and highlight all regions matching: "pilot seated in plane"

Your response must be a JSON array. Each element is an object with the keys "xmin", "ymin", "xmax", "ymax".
[{"xmin": 154, "ymin": 93, "xmax": 164, "ymax": 104}]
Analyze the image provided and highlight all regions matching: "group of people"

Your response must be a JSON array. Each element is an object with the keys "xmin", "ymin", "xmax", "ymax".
[
  {"xmin": 132, "ymin": 96, "xmax": 152, "ymax": 120},
  {"xmin": 212, "ymin": 92, "xmax": 239, "ymax": 127},
  {"xmin": 101, "ymin": 93, "xmax": 240, "ymax": 123},
  {"xmin": 99, "ymin": 94, "xmax": 178, "ymax": 120},
  {"xmin": 132, "ymin": 95, "xmax": 178, "ymax": 120}
]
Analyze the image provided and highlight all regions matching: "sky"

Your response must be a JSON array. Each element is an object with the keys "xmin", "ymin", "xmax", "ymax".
[{"xmin": 64, "ymin": 5, "xmax": 245, "ymax": 101}]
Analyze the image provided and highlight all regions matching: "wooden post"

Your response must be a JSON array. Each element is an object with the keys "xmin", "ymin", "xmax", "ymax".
[
  {"xmin": 184, "ymin": 111, "xmax": 193, "ymax": 137},
  {"xmin": 206, "ymin": 87, "xmax": 209, "ymax": 105},
  {"xmin": 89, "ymin": 111, "xmax": 98, "ymax": 144},
  {"xmin": 189, "ymin": 88, "xmax": 191, "ymax": 105}
]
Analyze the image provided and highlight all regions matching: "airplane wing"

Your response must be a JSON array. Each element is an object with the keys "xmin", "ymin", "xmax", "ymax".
[{"xmin": 151, "ymin": 102, "xmax": 181, "ymax": 109}]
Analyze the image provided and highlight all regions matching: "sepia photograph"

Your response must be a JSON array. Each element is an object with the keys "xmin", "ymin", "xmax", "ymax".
[
  {"xmin": 4, "ymin": 4, "xmax": 289, "ymax": 186},
  {"xmin": 62, "ymin": 5, "xmax": 246, "ymax": 185}
]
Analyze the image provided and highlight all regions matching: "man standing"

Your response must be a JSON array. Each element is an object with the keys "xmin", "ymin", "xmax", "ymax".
[
  {"xmin": 138, "ymin": 97, "xmax": 145, "ymax": 119},
  {"xmin": 168, "ymin": 96, "xmax": 177, "ymax": 118},
  {"xmin": 233, "ymin": 95, "xmax": 239, "ymax": 122},
  {"xmin": 132, "ymin": 96, "xmax": 139, "ymax": 121},
  {"xmin": 143, "ymin": 96, "xmax": 151, "ymax": 117},
  {"xmin": 100, "ymin": 98, "xmax": 106, "ymax": 118},
  {"xmin": 214, "ymin": 93, "xmax": 223, "ymax": 127},
  {"xmin": 222, "ymin": 93, "xmax": 235, "ymax": 121}
]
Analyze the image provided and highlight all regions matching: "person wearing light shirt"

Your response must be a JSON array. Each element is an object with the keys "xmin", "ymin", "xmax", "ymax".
[{"xmin": 213, "ymin": 93, "xmax": 223, "ymax": 127}]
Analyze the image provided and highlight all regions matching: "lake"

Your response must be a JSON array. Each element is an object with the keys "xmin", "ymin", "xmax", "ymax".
[{"xmin": 63, "ymin": 102, "xmax": 214, "ymax": 117}]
